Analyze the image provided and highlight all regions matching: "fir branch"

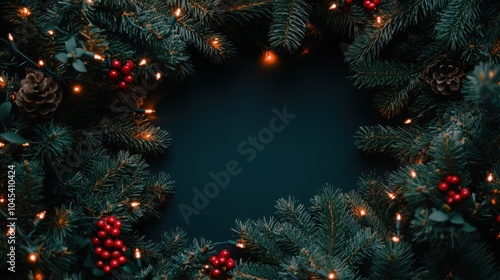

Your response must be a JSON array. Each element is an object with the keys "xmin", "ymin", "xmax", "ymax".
[{"xmin": 268, "ymin": 0, "xmax": 311, "ymax": 53}]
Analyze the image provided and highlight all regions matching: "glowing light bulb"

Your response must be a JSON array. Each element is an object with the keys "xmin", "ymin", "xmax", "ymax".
[
  {"xmin": 20, "ymin": 7, "xmax": 31, "ymax": 17},
  {"xmin": 328, "ymin": 272, "xmax": 336, "ymax": 279},
  {"xmin": 155, "ymin": 72, "xmax": 162, "ymax": 80},
  {"xmin": 47, "ymin": 30, "xmax": 55, "ymax": 36},
  {"xmin": 86, "ymin": 0, "xmax": 93, "ymax": 4},
  {"xmin": 94, "ymin": 54, "xmax": 104, "ymax": 61},
  {"xmin": 22, "ymin": 143, "xmax": 30, "ymax": 147},
  {"xmin": 360, "ymin": 209, "xmax": 366, "ymax": 216},
  {"xmin": 404, "ymin": 118, "xmax": 412, "ymax": 124},
  {"xmin": 263, "ymin": 51, "xmax": 277, "ymax": 65},
  {"xmin": 376, "ymin": 16, "xmax": 382, "ymax": 24},
  {"xmin": 130, "ymin": 201, "xmax": 140, "ymax": 208},
  {"xmin": 410, "ymin": 170, "xmax": 417, "ymax": 178},
  {"xmin": 0, "ymin": 197, "xmax": 5, "ymax": 203},
  {"xmin": 73, "ymin": 85, "xmax": 82, "ymax": 93},
  {"xmin": 204, "ymin": 264, "xmax": 210, "ymax": 269},
  {"xmin": 396, "ymin": 213, "xmax": 401, "ymax": 221},
  {"xmin": 8, "ymin": 33, "xmax": 14, "ymax": 42},
  {"xmin": 211, "ymin": 37, "xmax": 220, "ymax": 48},
  {"xmin": 144, "ymin": 109, "xmax": 155, "ymax": 114},
  {"xmin": 29, "ymin": 253, "xmax": 38, "ymax": 263},
  {"xmin": 329, "ymin": 3, "xmax": 337, "ymax": 10},
  {"xmin": 487, "ymin": 173, "xmax": 494, "ymax": 182},
  {"xmin": 134, "ymin": 248, "xmax": 141, "ymax": 259},
  {"xmin": 139, "ymin": 58, "xmax": 147, "ymax": 66},
  {"xmin": 37, "ymin": 211, "xmax": 46, "ymax": 220},
  {"xmin": 387, "ymin": 192, "xmax": 396, "ymax": 200},
  {"xmin": 236, "ymin": 242, "xmax": 245, "ymax": 248},
  {"xmin": 391, "ymin": 236, "xmax": 400, "ymax": 242},
  {"xmin": 38, "ymin": 60, "xmax": 45, "ymax": 67},
  {"xmin": 175, "ymin": 8, "xmax": 182, "ymax": 17}
]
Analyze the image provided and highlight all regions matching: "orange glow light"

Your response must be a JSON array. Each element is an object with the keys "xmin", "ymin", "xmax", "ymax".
[
  {"xmin": 387, "ymin": 192, "xmax": 396, "ymax": 200},
  {"xmin": 22, "ymin": 143, "xmax": 30, "ymax": 147},
  {"xmin": 38, "ymin": 60, "xmax": 45, "ymax": 67},
  {"xmin": 211, "ymin": 37, "xmax": 220, "ymax": 48},
  {"xmin": 329, "ymin": 3, "xmax": 337, "ymax": 10},
  {"xmin": 404, "ymin": 118, "xmax": 412, "ymax": 124},
  {"xmin": 20, "ymin": 7, "xmax": 31, "ymax": 17},
  {"xmin": 396, "ymin": 213, "xmax": 401, "ymax": 221},
  {"xmin": 37, "ymin": 211, "xmax": 46, "ymax": 220},
  {"xmin": 155, "ymin": 72, "xmax": 162, "ymax": 80},
  {"xmin": 391, "ymin": 236, "xmax": 400, "ymax": 242},
  {"xmin": 131, "ymin": 201, "xmax": 140, "ymax": 208},
  {"xmin": 487, "ymin": 173, "xmax": 494, "ymax": 182},
  {"xmin": 236, "ymin": 242, "xmax": 245, "ymax": 248},
  {"xmin": 175, "ymin": 8, "xmax": 182, "ymax": 17},
  {"xmin": 360, "ymin": 209, "xmax": 366, "ymax": 216},
  {"xmin": 47, "ymin": 30, "xmax": 55, "ymax": 35},
  {"xmin": 263, "ymin": 51, "xmax": 277, "ymax": 65},
  {"xmin": 410, "ymin": 170, "xmax": 417, "ymax": 178},
  {"xmin": 73, "ymin": 85, "xmax": 82, "ymax": 93},
  {"xmin": 29, "ymin": 253, "xmax": 38, "ymax": 263},
  {"xmin": 8, "ymin": 33, "xmax": 14, "ymax": 42},
  {"xmin": 134, "ymin": 248, "xmax": 141, "ymax": 259}
]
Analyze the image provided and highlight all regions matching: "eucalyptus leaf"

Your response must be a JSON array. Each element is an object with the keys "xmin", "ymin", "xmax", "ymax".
[
  {"xmin": 55, "ymin": 52, "xmax": 68, "ymax": 63},
  {"xmin": 0, "ymin": 132, "xmax": 27, "ymax": 144},
  {"xmin": 122, "ymin": 260, "xmax": 140, "ymax": 274},
  {"xmin": 75, "ymin": 48, "xmax": 85, "ymax": 58},
  {"xmin": 449, "ymin": 213, "xmax": 465, "ymax": 224},
  {"xmin": 0, "ymin": 101, "xmax": 12, "ymax": 125},
  {"xmin": 83, "ymin": 254, "xmax": 95, "ymax": 267},
  {"xmin": 65, "ymin": 36, "xmax": 77, "ymax": 52},
  {"xmin": 72, "ymin": 59, "xmax": 87, "ymax": 72},
  {"xmin": 92, "ymin": 267, "xmax": 105, "ymax": 277},
  {"xmin": 429, "ymin": 210, "xmax": 449, "ymax": 222},
  {"xmin": 462, "ymin": 222, "xmax": 477, "ymax": 232}
]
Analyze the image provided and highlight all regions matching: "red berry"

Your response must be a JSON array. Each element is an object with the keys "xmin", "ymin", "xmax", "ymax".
[
  {"xmin": 446, "ymin": 175, "xmax": 460, "ymax": 185},
  {"xmin": 218, "ymin": 257, "xmax": 227, "ymax": 266},
  {"xmin": 94, "ymin": 246, "xmax": 103, "ymax": 256},
  {"xmin": 211, "ymin": 268, "xmax": 222, "ymax": 278},
  {"xmin": 101, "ymin": 250, "xmax": 111, "ymax": 259},
  {"xmin": 104, "ymin": 238, "xmax": 114, "ymax": 248},
  {"xmin": 111, "ymin": 60, "xmax": 122, "ymax": 70},
  {"xmin": 97, "ymin": 220, "xmax": 106, "ymax": 229},
  {"xmin": 345, "ymin": 0, "xmax": 353, "ymax": 4},
  {"xmin": 367, "ymin": 2, "xmax": 376, "ymax": 10},
  {"xmin": 452, "ymin": 193, "xmax": 462, "ymax": 203},
  {"xmin": 211, "ymin": 259, "xmax": 220, "ymax": 268},
  {"xmin": 497, "ymin": 215, "xmax": 500, "ymax": 223},
  {"xmin": 218, "ymin": 249, "xmax": 231, "ymax": 259},
  {"xmin": 112, "ymin": 250, "xmax": 121, "ymax": 259},
  {"xmin": 107, "ymin": 216, "xmax": 116, "ymax": 224},
  {"xmin": 460, "ymin": 188, "xmax": 471, "ymax": 198},
  {"xmin": 122, "ymin": 246, "xmax": 127, "ymax": 252},
  {"xmin": 114, "ymin": 239, "xmax": 124, "ymax": 250},
  {"xmin": 110, "ymin": 259, "xmax": 120, "ymax": 269},
  {"xmin": 118, "ymin": 255, "xmax": 127, "ymax": 265},
  {"xmin": 373, "ymin": 0, "xmax": 380, "ymax": 5},
  {"xmin": 121, "ymin": 65, "xmax": 132, "ymax": 75},
  {"xmin": 91, "ymin": 237, "xmax": 101, "ymax": 246},
  {"xmin": 104, "ymin": 224, "xmax": 113, "ymax": 233},
  {"xmin": 438, "ymin": 182, "xmax": 449, "ymax": 192},
  {"xmin": 103, "ymin": 265, "xmax": 112, "ymax": 274},
  {"xmin": 125, "ymin": 60, "xmax": 135, "ymax": 68},
  {"xmin": 114, "ymin": 220, "xmax": 123, "ymax": 229},
  {"xmin": 209, "ymin": 255, "xmax": 218, "ymax": 264},
  {"xmin": 118, "ymin": 81, "xmax": 128, "ymax": 90},
  {"xmin": 226, "ymin": 258, "xmax": 235, "ymax": 269},
  {"xmin": 448, "ymin": 190, "xmax": 456, "ymax": 197},
  {"xmin": 96, "ymin": 260, "xmax": 104, "ymax": 268},
  {"xmin": 110, "ymin": 228, "xmax": 121, "ymax": 238},
  {"xmin": 446, "ymin": 197, "xmax": 454, "ymax": 205},
  {"xmin": 109, "ymin": 70, "xmax": 119, "ymax": 80},
  {"xmin": 123, "ymin": 75, "xmax": 134, "ymax": 84}
]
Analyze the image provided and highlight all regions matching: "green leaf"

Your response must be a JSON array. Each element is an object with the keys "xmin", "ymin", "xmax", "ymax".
[
  {"xmin": 92, "ymin": 267, "xmax": 105, "ymax": 277},
  {"xmin": 0, "ymin": 132, "xmax": 27, "ymax": 144},
  {"xmin": 462, "ymin": 222, "xmax": 477, "ymax": 232},
  {"xmin": 122, "ymin": 260, "xmax": 140, "ymax": 274},
  {"xmin": 55, "ymin": 52, "xmax": 68, "ymax": 63},
  {"xmin": 65, "ymin": 36, "xmax": 77, "ymax": 52},
  {"xmin": 83, "ymin": 254, "xmax": 95, "ymax": 268},
  {"xmin": 66, "ymin": 236, "xmax": 91, "ymax": 249},
  {"xmin": 449, "ymin": 213, "xmax": 465, "ymax": 225},
  {"xmin": 0, "ymin": 102, "xmax": 12, "ymax": 125},
  {"xmin": 72, "ymin": 59, "xmax": 87, "ymax": 72},
  {"xmin": 429, "ymin": 210, "xmax": 449, "ymax": 222}
]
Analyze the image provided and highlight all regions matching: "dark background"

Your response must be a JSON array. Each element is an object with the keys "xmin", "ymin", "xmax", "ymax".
[{"xmin": 141, "ymin": 38, "xmax": 397, "ymax": 243}]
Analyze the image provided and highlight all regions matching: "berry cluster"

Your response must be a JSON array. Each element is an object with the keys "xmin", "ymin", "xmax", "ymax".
[
  {"xmin": 339, "ymin": 0, "xmax": 381, "ymax": 13},
  {"xmin": 92, "ymin": 216, "xmax": 128, "ymax": 274},
  {"xmin": 437, "ymin": 175, "xmax": 471, "ymax": 205},
  {"xmin": 207, "ymin": 249, "xmax": 235, "ymax": 278},
  {"xmin": 108, "ymin": 59, "xmax": 135, "ymax": 90}
]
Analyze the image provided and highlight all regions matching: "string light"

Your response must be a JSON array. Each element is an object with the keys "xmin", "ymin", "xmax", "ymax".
[
  {"xmin": 34, "ymin": 274, "xmax": 43, "ymax": 280},
  {"xmin": 73, "ymin": 85, "xmax": 82, "ymax": 93},
  {"xmin": 0, "ymin": 76, "xmax": 5, "ymax": 87},
  {"xmin": 7, "ymin": 228, "xmax": 15, "ymax": 236},
  {"xmin": 360, "ymin": 209, "xmax": 366, "ymax": 216},
  {"xmin": 204, "ymin": 264, "xmax": 210, "ymax": 269},
  {"xmin": 8, "ymin": 33, "xmax": 14, "ymax": 42},
  {"xmin": 134, "ymin": 248, "xmax": 141, "ymax": 259},
  {"xmin": 20, "ymin": 7, "xmax": 32, "ymax": 17},
  {"xmin": 404, "ymin": 118, "xmax": 412, "ymax": 124},
  {"xmin": 328, "ymin": 272, "xmax": 336, "ymax": 279},
  {"xmin": 36, "ymin": 211, "xmax": 46, "ymax": 220},
  {"xmin": 155, "ymin": 72, "xmax": 162, "ymax": 80},
  {"xmin": 487, "ymin": 173, "xmax": 494, "ymax": 182},
  {"xmin": 94, "ymin": 54, "xmax": 104, "ymax": 61},
  {"xmin": 28, "ymin": 253, "xmax": 38, "ymax": 263},
  {"xmin": 263, "ymin": 51, "xmax": 277, "ymax": 65},
  {"xmin": 376, "ymin": 16, "xmax": 382, "ymax": 24},
  {"xmin": 211, "ymin": 37, "xmax": 220, "ymax": 48},
  {"xmin": 396, "ymin": 213, "xmax": 401, "ymax": 221},
  {"xmin": 391, "ymin": 236, "xmax": 400, "ymax": 242},
  {"xmin": 139, "ymin": 58, "xmax": 148, "ymax": 66},
  {"xmin": 0, "ymin": 197, "xmax": 5, "ymax": 203},
  {"xmin": 144, "ymin": 109, "xmax": 155, "ymax": 114},
  {"xmin": 329, "ymin": 3, "xmax": 337, "ymax": 10},
  {"xmin": 47, "ymin": 30, "xmax": 55, "ymax": 36},
  {"xmin": 130, "ymin": 201, "xmax": 140, "ymax": 208},
  {"xmin": 174, "ymin": 8, "xmax": 182, "ymax": 17},
  {"xmin": 387, "ymin": 192, "xmax": 396, "ymax": 200},
  {"xmin": 410, "ymin": 170, "xmax": 417, "ymax": 178},
  {"xmin": 491, "ymin": 198, "xmax": 496, "ymax": 205},
  {"xmin": 235, "ymin": 242, "xmax": 245, "ymax": 248},
  {"xmin": 86, "ymin": 0, "xmax": 93, "ymax": 4},
  {"xmin": 22, "ymin": 143, "xmax": 30, "ymax": 147},
  {"xmin": 38, "ymin": 60, "xmax": 45, "ymax": 67},
  {"xmin": 143, "ymin": 133, "xmax": 152, "ymax": 139}
]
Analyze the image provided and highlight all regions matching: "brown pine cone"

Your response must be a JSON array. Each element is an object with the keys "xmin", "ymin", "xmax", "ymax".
[
  {"xmin": 15, "ymin": 70, "xmax": 62, "ymax": 116},
  {"xmin": 423, "ymin": 57, "xmax": 465, "ymax": 95}
]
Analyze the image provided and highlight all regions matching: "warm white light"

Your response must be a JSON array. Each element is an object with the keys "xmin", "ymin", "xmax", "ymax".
[
  {"xmin": 391, "ymin": 236, "xmax": 400, "ymax": 242},
  {"xmin": 396, "ymin": 213, "xmax": 401, "ymax": 221},
  {"xmin": 360, "ymin": 209, "xmax": 366, "ymax": 216},
  {"xmin": 37, "ymin": 211, "xmax": 46, "ymax": 220},
  {"xmin": 328, "ymin": 272, "xmax": 336, "ymax": 279},
  {"xmin": 404, "ymin": 118, "xmax": 412, "ymax": 124},
  {"xmin": 144, "ymin": 109, "xmax": 155, "ymax": 114},
  {"xmin": 134, "ymin": 248, "xmax": 141, "ymax": 259},
  {"xmin": 376, "ymin": 16, "xmax": 382, "ymax": 24},
  {"xmin": 211, "ymin": 37, "xmax": 220, "ymax": 48},
  {"xmin": 38, "ymin": 60, "xmax": 45, "ymax": 67},
  {"xmin": 8, "ymin": 33, "xmax": 14, "ymax": 42},
  {"xmin": 487, "ymin": 173, "xmax": 494, "ymax": 182},
  {"xmin": 0, "ymin": 197, "xmax": 4, "ymax": 203},
  {"xmin": 20, "ymin": 7, "xmax": 31, "ymax": 17},
  {"xmin": 329, "ymin": 3, "xmax": 337, "ymax": 10},
  {"xmin": 236, "ymin": 242, "xmax": 245, "ymax": 248},
  {"xmin": 86, "ymin": 0, "xmax": 93, "ymax": 4},
  {"xmin": 155, "ymin": 72, "xmax": 162, "ymax": 80},
  {"xmin": 22, "ymin": 143, "xmax": 30, "ymax": 147},
  {"xmin": 94, "ymin": 54, "xmax": 104, "ymax": 61},
  {"xmin": 387, "ymin": 192, "xmax": 396, "ymax": 200},
  {"xmin": 139, "ymin": 58, "xmax": 147, "ymax": 66},
  {"xmin": 73, "ymin": 85, "xmax": 82, "ymax": 93},
  {"xmin": 204, "ymin": 264, "xmax": 210, "ymax": 269},
  {"xmin": 47, "ymin": 30, "xmax": 55, "ymax": 36},
  {"xmin": 29, "ymin": 253, "xmax": 38, "ymax": 263},
  {"xmin": 174, "ymin": 8, "xmax": 182, "ymax": 17},
  {"xmin": 410, "ymin": 170, "xmax": 417, "ymax": 178},
  {"xmin": 130, "ymin": 201, "xmax": 140, "ymax": 208}
]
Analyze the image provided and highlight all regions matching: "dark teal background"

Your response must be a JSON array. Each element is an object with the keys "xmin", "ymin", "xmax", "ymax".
[{"xmin": 143, "ymin": 41, "xmax": 396, "ymax": 242}]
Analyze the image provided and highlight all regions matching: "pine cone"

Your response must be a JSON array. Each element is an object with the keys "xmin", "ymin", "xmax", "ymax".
[
  {"xmin": 15, "ymin": 70, "xmax": 62, "ymax": 116},
  {"xmin": 423, "ymin": 57, "xmax": 465, "ymax": 95}
]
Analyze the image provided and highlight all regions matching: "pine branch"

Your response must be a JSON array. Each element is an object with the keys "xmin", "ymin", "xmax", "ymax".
[{"xmin": 268, "ymin": 0, "xmax": 311, "ymax": 53}]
